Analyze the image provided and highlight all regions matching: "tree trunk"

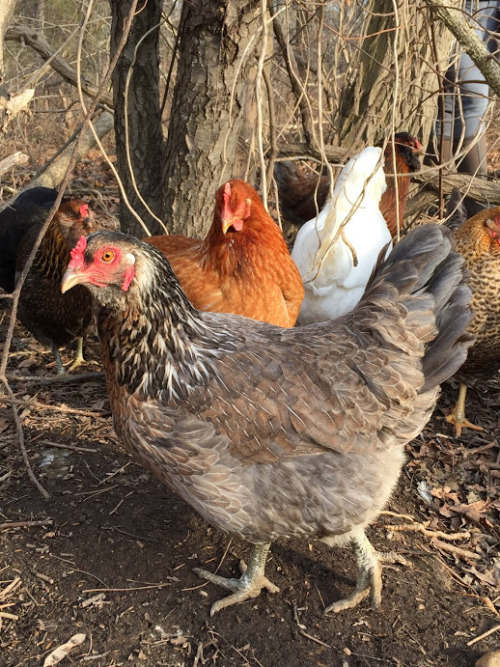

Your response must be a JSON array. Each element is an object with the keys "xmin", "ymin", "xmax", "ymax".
[
  {"xmin": 336, "ymin": 0, "xmax": 459, "ymax": 149},
  {"xmin": 0, "ymin": 0, "xmax": 17, "ymax": 82},
  {"xmin": 109, "ymin": 0, "xmax": 164, "ymax": 237},
  {"xmin": 162, "ymin": 0, "xmax": 264, "ymax": 237}
]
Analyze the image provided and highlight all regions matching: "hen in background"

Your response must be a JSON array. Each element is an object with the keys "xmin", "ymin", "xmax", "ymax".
[
  {"xmin": 274, "ymin": 132, "xmax": 423, "ymax": 237},
  {"xmin": 144, "ymin": 179, "xmax": 304, "ymax": 327},
  {"xmin": 61, "ymin": 224, "xmax": 472, "ymax": 616},
  {"xmin": 443, "ymin": 200, "xmax": 500, "ymax": 436},
  {"xmin": 1, "ymin": 193, "xmax": 96, "ymax": 374},
  {"xmin": 0, "ymin": 187, "xmax": 58, "ymax": 293},
  {"xmin": 291, "ymin": 147, "xmax": 391, "ymax": 325}
]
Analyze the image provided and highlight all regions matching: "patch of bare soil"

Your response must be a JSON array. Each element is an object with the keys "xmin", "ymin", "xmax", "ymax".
[{"xmin": 0, "ymin": 315, "xmax": 499, "ymax": 667}]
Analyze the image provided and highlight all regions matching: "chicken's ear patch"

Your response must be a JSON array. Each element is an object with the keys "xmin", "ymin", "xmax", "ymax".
[
  {"xmin": 79, "ymin": 203, "xmax": 89, "ymax": 219},
  {"xmin": 121, "ymin": 253, "xmax": 136, "ymax": 291},
  {"xmin": 69, "ymin": 235, "xmax": 88, "ymax": 268}
]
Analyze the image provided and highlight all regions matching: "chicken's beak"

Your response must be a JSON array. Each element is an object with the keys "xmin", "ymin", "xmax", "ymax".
[
  {"xmin": 414, "ymin": 141, "xmax": 425, "ymax": 156},
  {"xmin": 222, "ymin": 217, "xmax": 243, "ymax": 234},
  {"xmin": 61, "ymin": 267, "xmax": 85, "ymax": 293}
]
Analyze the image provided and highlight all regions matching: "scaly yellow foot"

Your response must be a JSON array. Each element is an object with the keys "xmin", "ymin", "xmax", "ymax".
[
  {"xmin": 324, "ymin": 531, "xmax": 408, "ymax": 614},
  {"xmin": 193, "ymin": 542, "xmax": 279, "ymax": 616}
]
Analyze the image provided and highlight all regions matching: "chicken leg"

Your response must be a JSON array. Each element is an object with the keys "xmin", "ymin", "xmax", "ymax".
[
  {"xmin": 446, "ymin": 382, "xmax": 484, "ymax": 437},
  {"xmin": 193, "ymin": 542, "xmax": 279, "ymax": 616},
  {"xmin": 324, "ymin": 530, "xmax": 408, "ymax": 614},
  {"xmin": 68, "ymin": 336, "xmax": 85, "ymax": 371},
  {"xmin": 52, "ymin": 344, "xmax": 65, "ymax": 375}
]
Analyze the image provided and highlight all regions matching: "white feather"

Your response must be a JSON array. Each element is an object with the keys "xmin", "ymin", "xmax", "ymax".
[{"xmin": 291, "ymin": 147, "xmax": 392, "ymax": 324}]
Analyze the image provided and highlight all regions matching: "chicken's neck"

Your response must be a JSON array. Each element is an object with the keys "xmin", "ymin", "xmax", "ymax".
[
  {"xmin": 34, "ymin": 220, "xmax": 69, "ymax": 281},
  {"xmin": 201, "ymin": 218, "xmax": 283, "ymax": 278},
  {"xmin": 96, "ymin": 259, "xmax": 229, "ymax": 402}
]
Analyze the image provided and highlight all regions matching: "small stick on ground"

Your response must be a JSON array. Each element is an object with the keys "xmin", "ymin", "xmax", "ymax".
[
  {"xmin": 467, "ymin": 623, "xmax": 500, "ymax": 646},
  {"xmin": 430, "ymin": 537, "xmax": 481, "ymax": 560},
  {"xmin": 0, "ymin": 380, "xmax": 49, "ymax": 499},
  {"xmin": 6, "ymin": 371, "xmax": 104, "ymax": 385},
  {"xmin": 292, "ymin": 604, "xmax": 331, "ymax": 648},
  {"xmin": 385, "ymin": 521, "xmax": 470, "ymax": 541},
  {"xmin": 40, "ymin": 440, "xmax": 97, "ymax": 454},
  {"xmin": 0, "ymin": 519, "xmax": 52, "ymax": 530}
]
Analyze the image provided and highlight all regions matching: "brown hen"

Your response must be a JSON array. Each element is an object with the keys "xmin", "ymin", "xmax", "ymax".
[
  {"xmin": 445, "ymin": 205, "xmax": 500, "ymax": 436},
  {"xmin": 15, "ymin": 199, "xmax": 95, "ymax": 373},
  {"xmin": 62, "ymin": 225, "xmax": 472, "ymax": 616},
  {"xmin": 274, "ymin": 132, "xmax": 423, "ymax": 237},
  {"xmin": 143, "ymin": 179, "xmax": 304, "ymax": 327}
]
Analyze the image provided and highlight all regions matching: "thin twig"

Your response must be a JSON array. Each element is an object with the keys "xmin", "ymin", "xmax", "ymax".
[
  {"xmin": 292, "ymin": 604, "xmax": 331, "ymax": 648},
  {"xmin": 39, "ymin": 440, "xmax": 98, "ymax": 454},
  {"xmin": 6, "ymin": 371, "xmax": 104, "ymax": 385},
  {"xmin": 467, "ymin": 623, "xmax": 500, "ymax": 646},
  {"xmin": 0, "ymin": 383, "xmax": 48, "ymax": 498},
  {"xmin": 0, "ymin": 395, "xmax": 109, "ymax": 418},
  {"xmin": 385, "ymin": 521, "xmax": 471, "ymax": 541},
  {"xmin": 430, "ymin": 537, "xmax": 481, "ymax": 560},
  {"xmin": 0, "ymin": 519, "xmax": 52, "ymax": 530}
]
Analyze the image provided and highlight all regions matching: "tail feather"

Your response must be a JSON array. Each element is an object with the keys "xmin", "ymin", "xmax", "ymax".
[{"xmin": 365, "ymin": 224, "xmax": 474, "ymax": 393}]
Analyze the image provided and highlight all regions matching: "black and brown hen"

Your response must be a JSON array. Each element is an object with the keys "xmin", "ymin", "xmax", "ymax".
[
  {"xmin": 11, "ymin": 197, "xmax": 95, "ymax": 373},
  {"xmin": 61, "ymin": 224, "xmax": 473, "ymax": 616},
  {"xmin": 442, "ymin": 201, "xmax": 500, "ymax": 435}
]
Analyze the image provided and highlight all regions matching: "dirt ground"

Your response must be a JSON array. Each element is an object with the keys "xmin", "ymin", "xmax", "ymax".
[{"xmin": 0, "ymin": 316, "xmax": 498, "ymax": 667}]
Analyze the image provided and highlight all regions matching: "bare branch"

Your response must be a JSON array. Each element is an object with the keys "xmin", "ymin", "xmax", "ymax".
[
  {"xmin": 5, "ymin": 24, "xmax": 114, "ymax": 107},
  {"xmin": 424, "ymin": 0, "xmax": 500, "ymax": 98},
  {"xmin": 0, "ymin": 151, "xmax": 28, "ymax": 177}
]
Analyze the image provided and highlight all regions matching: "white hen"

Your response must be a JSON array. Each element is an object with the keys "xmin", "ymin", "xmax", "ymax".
[{"xmin": 291, "ymin": 147, "xmax": 392, "ymax": 325}]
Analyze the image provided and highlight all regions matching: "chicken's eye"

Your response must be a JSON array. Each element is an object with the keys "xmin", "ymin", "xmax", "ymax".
[{"xmin": 101, "ymin": 250, "xmax": 115, "ymax": 263}]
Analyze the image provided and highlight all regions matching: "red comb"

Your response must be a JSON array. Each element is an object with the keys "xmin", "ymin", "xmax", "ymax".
[
  {"xmin": 223, "ymin": 182, "xmax": 231, "ymax": 205},
  {"xmin": 69, "ymin": 235, "xmax": 88, "ymax": 268},
  {"xmin": 222, "ymin": 182, "xmax": 232, "ymax": 219},
  {"xmin": 79, "ymin": 203, "xmax": 89, "ymax": 218}
]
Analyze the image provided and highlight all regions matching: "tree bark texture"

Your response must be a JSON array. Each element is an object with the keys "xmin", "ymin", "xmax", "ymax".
[
  {"xmin": 336, "ymin": 0, "xmax": 459, "ymax": 150},
  {"xmin": 109, "ymin": 0, "xmax": 164, "ymax": 236},
  {"xmin": 162, "ymin": 0, "xmax": 264, "ymax": 237},
  {"xmin": 0, "ymin": 0, "xmax": 16, "ymax": 78}
]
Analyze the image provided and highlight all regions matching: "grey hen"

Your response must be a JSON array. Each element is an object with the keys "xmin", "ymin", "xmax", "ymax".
[{"xmin": 61, "ymin": 224, "xmax": 473, "ymax": 616}]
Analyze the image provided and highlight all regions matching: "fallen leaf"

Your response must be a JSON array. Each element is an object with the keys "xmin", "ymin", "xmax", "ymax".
[{"xmin": 43, "ymin": 633, "xmax": 86, "ymax": 666}]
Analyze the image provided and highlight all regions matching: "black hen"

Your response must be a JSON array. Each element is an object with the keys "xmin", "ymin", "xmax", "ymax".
[
  {"xmin": 61, "ymin": 224, "xmax": 473, "ymax": 615},
  {"xmin": 5, "ymin": 196, "xmax": 96, "ymax": 373}
]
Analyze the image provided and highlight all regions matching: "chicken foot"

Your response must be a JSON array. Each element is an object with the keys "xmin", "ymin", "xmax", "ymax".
[
  {"xmin": 324, "ymin": 530, "xmax": 408, "ymax": 614},
  {"xmin": 446, "ymin": 382, "xmax": 484, "ymax": 437},
  {"xmin": 193, "ymin": 542, "xmax": 279, "ymax": 616}
]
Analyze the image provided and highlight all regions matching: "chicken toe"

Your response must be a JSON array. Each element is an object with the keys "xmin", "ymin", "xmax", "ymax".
[
  {"xmin": 193, "ymin": 542, "xmax": 279, "ymax": 616},
  {"xmin": 325, "ymin": 531, "xmax": 408, "ymax": 614}
]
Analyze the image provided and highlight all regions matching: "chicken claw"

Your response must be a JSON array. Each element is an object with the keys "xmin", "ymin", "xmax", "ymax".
[
  {"xmin": 193, "ymin": 542, "xmax": 279, "ymax": 616},
  {"xmin": 324, "ymin": 531, "xmax": 408, "ymax": 614}
]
